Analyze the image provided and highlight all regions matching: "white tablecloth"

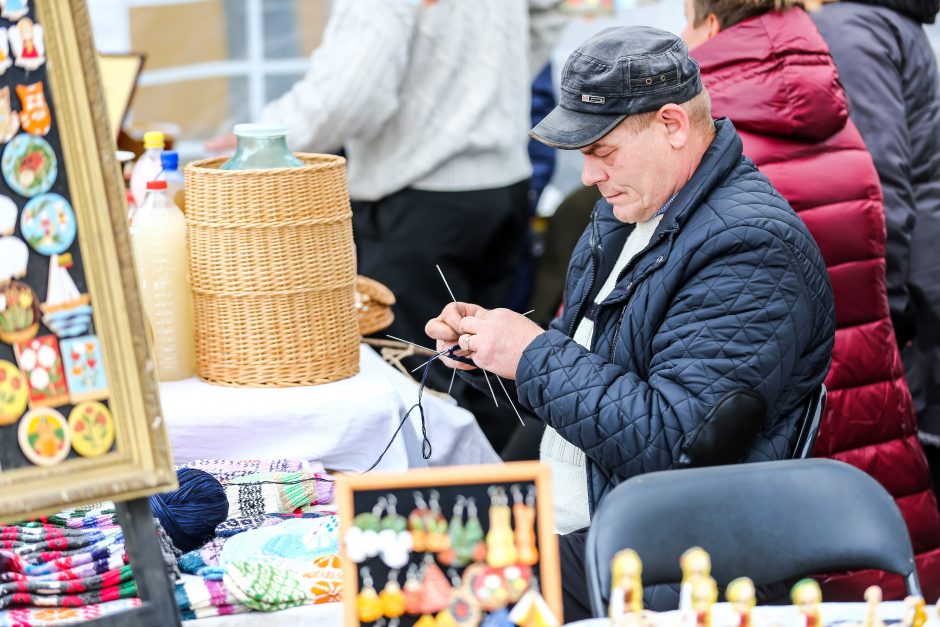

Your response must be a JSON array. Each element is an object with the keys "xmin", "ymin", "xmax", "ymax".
[
  {"xmin": 568, "ymin": 601, "xmax": 907, "ymax": 627},
  {"xmin": 161, "ymin": 344, "xmax": 499, "ymax": 471}
]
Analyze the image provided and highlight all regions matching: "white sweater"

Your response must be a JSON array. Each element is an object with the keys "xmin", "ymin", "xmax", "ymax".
[
  {"xmin": 261, "ymin": 0, "xmax": 567, "ymax": 202},
  {"xmin": 542, "ymin": 214, "xmax": 664, "ymax": 534}
]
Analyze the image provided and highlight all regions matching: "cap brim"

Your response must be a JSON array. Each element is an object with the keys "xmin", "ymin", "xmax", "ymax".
[{"xmin": 530, "ymin": 105, "xmax": 627, "ymax": 150}]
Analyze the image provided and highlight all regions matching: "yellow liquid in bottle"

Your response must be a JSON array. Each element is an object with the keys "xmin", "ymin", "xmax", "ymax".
[{"xmin": 130, "ymin": 189, "xmax": 195, "ymax": 381}]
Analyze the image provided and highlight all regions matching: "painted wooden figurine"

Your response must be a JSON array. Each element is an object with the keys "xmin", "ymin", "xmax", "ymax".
[
  {"xmin": 864, "ymin": 586, "xmax": 887, "ymax": 627},
  {"xmin": 679, "ymin": 547, "xmax": 711, "ymax": 612},
  {"xmin": 725, "ymin": 577, "xmax": 756, "ymax": 627},
  {"xmin": 791, "ymin": 579, "xmax": 822, "ymax": 627},
  {"xmin": 902, "ymin": 595, "xmax": 928, "ymax": 627},
  {"xmin": 609, "ymin": 548, "xmax": 644, "ymax": 624},
  {"xmin": 690, "ymin": 575, "xmax": 718, "ymax": 627}
]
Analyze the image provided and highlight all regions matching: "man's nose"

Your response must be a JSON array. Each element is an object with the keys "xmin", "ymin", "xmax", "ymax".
[{"xmin": 581, "ymin": 156, "xmax": 607, "ymax": 187}]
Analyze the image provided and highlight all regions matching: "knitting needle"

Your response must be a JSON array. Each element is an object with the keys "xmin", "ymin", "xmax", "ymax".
[
  {"xmin": 497, "ymin": 375, "xmax": 525, "ymax": 426},
  {"xmin": 435, "ymin": 264, "xmax": 500, "ymax": 409},
  {"xmin": 386, "ymin": 335, "xmax": 436, "ymax": 353},
  {"xmin": 448, "ymin": 368, "xmax": 456, "ymax": 396}
]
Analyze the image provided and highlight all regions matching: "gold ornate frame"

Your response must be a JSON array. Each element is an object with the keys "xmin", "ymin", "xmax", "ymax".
[{"xmin": 0, "ymin": 0, "xmax": 177, "ymax": 522}]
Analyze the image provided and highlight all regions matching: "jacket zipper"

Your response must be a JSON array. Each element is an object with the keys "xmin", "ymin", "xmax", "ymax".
[{"xmin": 566, "ymin": 209, "xmax": 602, "ymax": 338}]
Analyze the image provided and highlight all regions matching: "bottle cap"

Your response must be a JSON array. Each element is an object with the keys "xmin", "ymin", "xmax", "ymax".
[
  {"xmin": 143, "ymin": 131, "xmax": 165, "ymax": 149},
  {"xmin": 233, "ymin": 123, "xmax": 288, "ymax": 138},
  {"xmin": 160, "ymin": 150, "xmax": 180, "ymax": 171},
  {"xmin": 146, "ymin": 180, "xmax": 168, "ymax": 190}
]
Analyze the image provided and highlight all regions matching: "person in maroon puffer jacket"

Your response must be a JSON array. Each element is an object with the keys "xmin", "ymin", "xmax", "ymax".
[{"xmin": 682, "ymin": 0, "xmax": 940, "ymax": 600}]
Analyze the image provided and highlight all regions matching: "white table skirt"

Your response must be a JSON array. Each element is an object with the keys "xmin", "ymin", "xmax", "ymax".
[
  {"xmin": 182, "ymin": 603, "xmax": 341, "ymax": 627},
  {"xmin": 160, "ymin": 344, "xmax": 500, "ymax": 472},
  {"xmin": 567, "ymin": 601, "xmax": 907, "ymax": 627}
]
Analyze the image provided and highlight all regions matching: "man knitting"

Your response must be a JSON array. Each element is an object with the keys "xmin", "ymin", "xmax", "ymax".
[{"xmin": 425, "ymin": 26, "xmax": 835, "ymax": 616}]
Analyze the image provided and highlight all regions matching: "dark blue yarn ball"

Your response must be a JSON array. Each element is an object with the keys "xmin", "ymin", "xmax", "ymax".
[{"xmin": 149, "ymin": 468, "xmax": 229, "ymax": 553}]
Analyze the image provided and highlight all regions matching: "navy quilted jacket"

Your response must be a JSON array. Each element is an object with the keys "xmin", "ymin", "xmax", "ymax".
[{"xmin": 515, "ymin": 118, "xmax": 836, "ymax": 512}]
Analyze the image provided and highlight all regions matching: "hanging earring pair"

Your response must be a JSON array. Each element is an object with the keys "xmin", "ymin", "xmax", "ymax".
[
  {"xmin": 380, "ymin": 568, "xmax": 406, "ymax": 619},
  {"xmin": 440, "ymin": 495, "xmax": 485, "ymax": 567},
  {"xmin": 346, "ymin": 497, "xmax": 387, "ymax": 563},
  {"xmin": 485, "ymin": 487, "xmax": 517, "ymax": 568}
]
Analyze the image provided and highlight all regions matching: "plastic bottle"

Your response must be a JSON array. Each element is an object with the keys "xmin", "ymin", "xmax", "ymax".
[
  {"xmin": 129, "ymin": 179, "xmax": 195, "ymax": 381},
  {"xmin": 220, "ymin": 124, "xmax": 303, "ymax": 170},
  {"xmin": 156, "ymin": 150, "xmax": 186, "ymax": 212},
  {"xmin": 130, "ymin": 131, "xmax": 166, "ymax": 206}
]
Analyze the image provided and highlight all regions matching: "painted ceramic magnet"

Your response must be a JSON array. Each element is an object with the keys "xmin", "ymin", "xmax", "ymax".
[
  {"xmin": 68, "ymin": 401, "xmax": 114, "ymax": 458},
  {"xmin": 8, "ymin": 18, "xmax": 44, "ymax": 72},
  {"xmin": 0, "ymin": 30, "xmax": 13, "ymax": 77},
  {"xmin": 14, "ymin": 334, "xmax": 69, "ymax": 408},
  {"xmin": 0, "ymin": 85, "xmax": 18, "ymax": 142},
  {"xmin": 0, "ymin": 281, "xmax": 39, "ymax": 345},
  {"xmin": 18, "ymin": 407, "xmax": 70, "ymax": 466},
  {"xmin": 0, "ymin": 359, "xmax": 28, "ymax": 426},
  {"xmin": 61, "ymin": 335, "xmax": 108, "ymax": 403},
  {"xmin": 16, "ymin": 82, "xmax": 50, "ymax": 136},
  {"xmin": 20, "ymin": 194, "xmax": 76, "ymax": 255},
  {"xmin": 42, "ymin": 254, "xmax": 91, "ymax": 337},
  {"xmin": 0, "ymin": 0, "xmax": 29, "ymax": 21},
  {"xmin": 1, "ymin": 133, "xmax": 56, "ymax": 197}
]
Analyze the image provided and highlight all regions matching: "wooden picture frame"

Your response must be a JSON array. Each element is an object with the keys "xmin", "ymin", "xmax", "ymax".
[
  {"xmin": 97, "ymin": 52, "xmax": 145, "ymax": 141},
  {"xmin": 0, "ymin": 0, "xmax": 176, "ymax": 522},
  {"xmin": 335, "ymin": 461, "xmax": 563, "ymax": 626}
]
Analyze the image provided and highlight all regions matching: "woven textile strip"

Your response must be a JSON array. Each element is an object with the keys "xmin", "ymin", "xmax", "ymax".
[
  {"xmin": 0, "ymin": 579, "xmax": 137, "ymax": 609},
  {"xmin": 177, "ymin": 459, "xmax": 306, "ymax": 485},
  {"xmin": 174, "ymin": 574, "xmax": 246, "ymax": 615},
  {"xmin": 0, "ymin": 598, "xmax": 141, "ymax": 626},
  {"xmin": 223, "ymin": 561, "xmax": 309, "ymax": 612},
  {"xmin": 0, "ymin": 565, "xmax": 133, "ymax": 597}
]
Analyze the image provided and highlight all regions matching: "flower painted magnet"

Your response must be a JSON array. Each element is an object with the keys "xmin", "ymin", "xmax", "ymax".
[
  {"xmin": 61, "ymin": 335, "xmax": 108, "ymax": 403},
  {"xmin": 18, "ymin": 407, "xmax": 70, "ymax": 466},
  {"xmin": 1, "ymin": 133, "xmax": 56, "ymax": 197},
  {"xmin": 14, "ymin": 334, "xmax": 68, "ymax": 408},
  {"xmin": 8, "ymin": 17, "xmax": 44, "ymax": 72},
  {"xmin": 68, "ymin": 401, "xmax": 114, "ymax": 458},
  {"xmin": 0, "ymin": 281, "xmax": 39, "ymax": 345},
  {"xmin": 20, "ymin": 194, "xmax": 75, "ymax": 255},
  {"xmin": 0, "ymin": 0, "xmax": 29, "ymax": 22},
  {"xmin": 16, "ymin": 82, "xmax": 50, "ymax": 137},
  {"xmin": 0, "ymin": 359, "xmax": 27, "ymax": 426}
]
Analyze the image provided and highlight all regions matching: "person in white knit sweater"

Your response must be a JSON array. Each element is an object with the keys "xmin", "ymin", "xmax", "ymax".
[{"xmin": 214, "ymin": 0, "xmax": 567, "ymax": 447}]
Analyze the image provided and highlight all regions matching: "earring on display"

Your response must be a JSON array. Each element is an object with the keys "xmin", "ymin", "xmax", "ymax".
[
  {"xmin": 444, "ymin": 567, "xmax": 483, "ymax": 627},
  {"xmin": 404, "ymin": 563, "xmax": 423, "ymax": 616},
  {"xmin": 379, "ymin": 494, "xmax": 413, "ymax": 569},
  {"xmin": 485, "ymin": 487, "xmax": 517, "ymax": 568},
  {"xmin": 410, "ymin": 491, "xmax": 430, "ymax": 553},
  {"xmin": 346, "ymin": 497, "xmax": 387, "ymax": 563},
  {"xmin": 358, "ymin": 566, "xmax": 385, "ymax": 624},
  {"xmin": 462, "ymin": 497, "xmax": 486, "ymax": 565},
  {"xmin": 426, "ymin": 490, "xmax": 450, "ymax": 553},
  {"xmin": 439, "ymin": 495, "xmax": 465, "ymax": 567},
  {"xmin": 380, "ymin": 568, "xmax": 406, "ymax": 619},
  {"xmin": 512, "ymin": 484, "xmax": 539, "ymax": 567}
]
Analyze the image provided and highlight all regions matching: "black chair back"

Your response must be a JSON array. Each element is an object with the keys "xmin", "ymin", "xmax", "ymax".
[
  {"xmin": 585, "ymin": 459, "xmax": 920, "ymax": 617},
  {"xmin": 792, "ymin": 384, "xmax": 826, "ymax": 459}
]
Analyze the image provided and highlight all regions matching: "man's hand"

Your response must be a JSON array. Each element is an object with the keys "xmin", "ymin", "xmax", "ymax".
[
  {"xmin": 426, "ymin": 303, "xmax": 544, "ymax": 379},
  {"xmin": 425, "ymin": 302, "xmax": 485, "ymax": 371}
]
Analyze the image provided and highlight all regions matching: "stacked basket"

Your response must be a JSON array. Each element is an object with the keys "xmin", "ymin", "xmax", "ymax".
[{"xmin": 184, "ymin": 154, "xmax": 359, "ymax": 387}]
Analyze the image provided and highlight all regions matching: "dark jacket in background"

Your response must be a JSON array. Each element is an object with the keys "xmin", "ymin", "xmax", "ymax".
[
  {"xmin": 814, "ymin": 1, "xmax": 940, "ymax": 441},
  {"xmin": 515, "ymin": 118, "xmax": 835, "ymax": 511},
  {"xmin": 695, "ymin": 7, "xmax": 940, "ymax": 600}
]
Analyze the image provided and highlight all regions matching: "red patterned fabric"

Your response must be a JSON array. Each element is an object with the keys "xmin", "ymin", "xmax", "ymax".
[{"xmin": 693, "ymin": 7, "xmax": 940, "ymax": 600}]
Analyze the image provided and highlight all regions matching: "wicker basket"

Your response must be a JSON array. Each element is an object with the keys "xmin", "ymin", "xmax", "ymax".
[
  {"xmin": 185, "ymin": 154, "xmax": 359, "ymax": 387},
  {"xmin": 355, "ymin": 275, "xmax": 395, "ymax": 336}
]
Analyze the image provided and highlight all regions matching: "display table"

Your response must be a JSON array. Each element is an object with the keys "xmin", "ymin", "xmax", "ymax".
[
  {"xmin": 183, "ymin": 604, "xmax": 341, "ymax": 627},
  {"xmin": 567, "ymin": 601, "xmax": 907, "ymax": 626},
  {"xmin": 160, "ymin": 344, "xmax": 500, "ymax": 471}
]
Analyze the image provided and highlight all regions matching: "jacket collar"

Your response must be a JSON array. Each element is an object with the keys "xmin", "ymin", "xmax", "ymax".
[{"xmin": 845, "ymin": 0, "xmax": 938, "ymax": 23}]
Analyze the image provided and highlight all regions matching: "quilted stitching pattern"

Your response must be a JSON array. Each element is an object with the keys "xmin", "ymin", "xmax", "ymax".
[{"xmin": 516, "ymin": 119, "xmax": 835, "ymax": 510}]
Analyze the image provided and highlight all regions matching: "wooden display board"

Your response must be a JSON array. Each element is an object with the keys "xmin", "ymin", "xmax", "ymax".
[
  {"xmin": 335, "ymin": 462, "xmax": 563, "ymax": 627},
  {"xmin": 0, "ymin": 0, "xmax": 176, "ymax": 522}
]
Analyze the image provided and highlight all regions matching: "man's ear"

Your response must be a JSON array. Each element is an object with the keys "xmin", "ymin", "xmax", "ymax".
[
  {"xmin": 658, "ymin": 103, "xmax": 690, "ymax": 149},
  {"xmin": 706, "ymin": 12, "xmax": 721, "ymax": 38}
]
